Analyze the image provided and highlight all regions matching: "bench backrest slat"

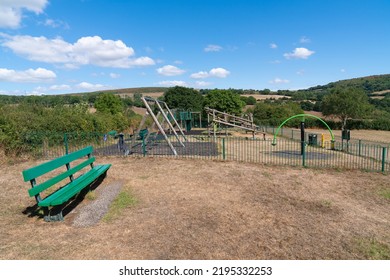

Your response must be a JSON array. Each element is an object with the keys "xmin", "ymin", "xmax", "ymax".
[
  {"xmin": 27, "ymin": 157, "xmax": 95, "ymax": 197},
  {"xmin": 22, "ymin": 146, "xmax": 93, "ymax": 182}
]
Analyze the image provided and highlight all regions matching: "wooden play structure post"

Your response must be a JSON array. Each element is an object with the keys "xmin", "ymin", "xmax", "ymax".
[
  {"xmin": 130, "ymin": 97, "xmax": 187, "ymax": 156},
  {"xmin": 205, "ymin": 107, "xmax": 261, "ymax": 140}
]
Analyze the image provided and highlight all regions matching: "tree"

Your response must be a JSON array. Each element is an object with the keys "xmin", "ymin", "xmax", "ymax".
[
  {"xmin": 204, "ymin": 89, "xmax": 245, "ymax": 114},
  {"xmin": 321, "ymin": 88, "xmax": 373, "ymax": 131},
  {"xmin": 246, "ymin": 96, "xmax": 257, "ymax": 105},
  {"xmin": 94, "ymin": 93, "xmax": 123, "ymax": 115},
  {"xmin": 163, "ymin": 86, "xmax": 204, "ymax": 111},
  {"xmin": 133, "ymin": 93, "xmax": 144, "ymax": 107},
  {"xmin": 251, "ymin": 101, "xmax": 303, "ymax": 126}
]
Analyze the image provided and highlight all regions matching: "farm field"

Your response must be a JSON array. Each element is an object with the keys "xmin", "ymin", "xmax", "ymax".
[
  {"xmin": 304, "ymin": 129, "xmax": 390, "ymax": 144},
  {"xmin": 118, "ymin": 91, "xmax": 165, "ymax": 99},
  {"xmin": 1, "ymin": 157, "xmax": 389, "ymax": 260},
  {"xmin": 241, "ymin": 94, "xmax": 290, "ymax": 100}
]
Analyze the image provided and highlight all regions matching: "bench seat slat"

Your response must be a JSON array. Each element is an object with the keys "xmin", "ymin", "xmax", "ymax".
[
  {"xmin": 28, "ymin": 157, "xmax": 95, "ymax": 197},
  {"xmin": 22, "ymin": 146, "xmax": 93, "ymax": 182},
  {"xmin": 38, "ymin": 164, "xmax": 111, "ymax": 207}
]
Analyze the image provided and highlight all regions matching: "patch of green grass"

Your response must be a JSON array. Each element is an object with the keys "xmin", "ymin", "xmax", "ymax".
[
  {"xmin": 85, "ymin": 191, "xmax": 97, "ymax": 201},
  {"xmin": 356, "ymin": 238, "xmax": 390, "ymax": 260},
  {"xmin": 379, "ymin": 188, "xmax": 390, "ymax": 200},
  {"xmin": 262, "ymin": 171, "xmax": 272, "ymax": 179},
  {"xmin": 334, "ymin": 167, "xmax": 343, "ymax": 173},
  {"xmin": 320, "ymin": 199, "xmax": 332, "ymax": 208},
  {"xmin": 103, "ymin": 191, "xmax": 137, "ymax": 222}
]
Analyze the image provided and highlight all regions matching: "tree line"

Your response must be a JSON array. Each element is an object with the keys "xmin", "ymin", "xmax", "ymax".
[
  {"xmin": 161, "ymin": 86, "xmax": 390, "ymax": 131},
  {"xmin": 1, "ymin": 81, "xmax": 390, "ymax": 156},
  {"xmin": 0, "ymin": 93, "xmax": 139, "ymax": 155}
]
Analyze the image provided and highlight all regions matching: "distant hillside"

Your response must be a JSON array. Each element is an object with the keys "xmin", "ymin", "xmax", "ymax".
[
  {"xmin": 304, "ymin": 74, "xmax": 390, "ymax": 95},
  {"xmin": 56, "ymin": 75, "xmax": 390, "ymax": 98},
  {"xmin": 92, "ymin": 87, "xmax": 168, "ymax": 95}
]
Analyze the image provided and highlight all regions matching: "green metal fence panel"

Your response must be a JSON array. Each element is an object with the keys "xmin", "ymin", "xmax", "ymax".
[{"xmin": 18, "ymin": 131, "xmax": 390, "ymax": 173}]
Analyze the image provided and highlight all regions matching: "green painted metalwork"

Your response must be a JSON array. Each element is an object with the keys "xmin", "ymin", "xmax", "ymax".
[
  {"xmin": 22, "ymin": 145, "xmax": 94, "ymax": 182},
  {"xmin": 22, "ymin": 146, "xmax": 111, "ymax": 214},
  {"xmin": 64, "ymin": 133, "xmax": 68, "ymax": 155},
  {"xmin": 272, "ymin": 113, "xmax": 335, "ymax": 145},
  {"xmin": 382, "ymin": 147, "xmax": 387, "ymax": 173},
  {"xmin": 142, "ymin": 137, "xmax": 147, "ymax": 157},
  {"xmin": 16, "ymin": 131, "xmax": 390, "ymax": 173}
]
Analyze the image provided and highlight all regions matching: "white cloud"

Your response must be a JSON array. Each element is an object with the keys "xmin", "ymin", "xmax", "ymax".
[
  {"xmin": 156, "ymin": 65, "xmax": 185, "ymax": 76},
  {"xmin": 0, "ymin": 67, "xmax": 56, "ymax": 83},
  {"xmin": 43, "ymin": 19, "xmax": 69, "ymax": 29},
  {"xmin": 190, "ymin": 71, "xmax": 210, "ymax": 79},
  {"xmin": 340, "ymin": 68, "xmax": 346, "ymax": 73},
  {"xmin": 50, "ymin": 84, "xmax": 71, "ymax": 91},
  {"xmin": 1, "ymin": 34, "xmax": 155, "ymax": 68},
  {"xmin": 195, "ymin": 81, "xmax": 212, "ymax": 87},
  {"xmin": 76, "ymin": 82, "xmax": 106, "ymax": 91},
  {"xmin": 0, "ymin": 89, "xmax": 24, "ymax": 95},
  {"xmin": 190, "ymin": 67, "xmax": 230, "ymax": 79},
  {"xmin": 209, "ymin": 68, "xmax": 230, "ymax": 78},
  {"xmin": 269, "ymin": 78, "xmax": 290, "ymax": 84},
  {"xmin": 129, "ymin": 56, "xmax": 155, "ymax": 67},
  {"xmin": 158, "ymin": 80, "xmax": 188, "ymax": 87},
  {"xmin": 109, "ymin": 73, "xmax": 120, "ymax": 79},
  {"xmin": 0, "ymin": 0, "xmax": 48, "ymax": 28},
  {"xmin": 270, "ymin": 43, "xmax": 278, "ymax": 49},
  {"xmin": 27, "ymin": 90, "xmax": 45, "ymax": 96},
  {"xmin": 296, "ymin": 69, "xmax": 305, "ymax": 75},
  {"xmin": 300, "ymin": 36, "xmax": 311, "ymax": 43},
  {"xmin": 204, "ymin": 44, "xmax": 223, "ymax": 52},
  {"xmin": 284, "ymin": 47, "xmax": 315, "ymax": 59}
]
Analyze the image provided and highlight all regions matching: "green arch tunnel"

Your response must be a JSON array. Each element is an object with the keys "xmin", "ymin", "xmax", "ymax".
[{"xmin": 271, "ymin": 113, "xmax": 335, "ymax": 146}]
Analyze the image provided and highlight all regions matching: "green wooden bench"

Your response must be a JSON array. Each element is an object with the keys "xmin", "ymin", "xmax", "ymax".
[{"xmin": 22, "ymin": 146, "xmax": 111, "ymax": 222}]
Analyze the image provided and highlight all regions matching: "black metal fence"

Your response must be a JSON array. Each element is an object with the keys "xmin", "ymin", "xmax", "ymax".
[{"xmin": 22, "ymin": 131, "xmax": 389, "ymax": 173}]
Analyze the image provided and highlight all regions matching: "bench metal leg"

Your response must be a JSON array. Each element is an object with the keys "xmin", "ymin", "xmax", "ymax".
[{"xmin": 43, "ymin": 207, "xmax": 64, "ymax": 222}]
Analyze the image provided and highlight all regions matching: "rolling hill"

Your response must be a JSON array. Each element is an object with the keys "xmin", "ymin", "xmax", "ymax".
[{"xmin": 303, "ymin": 74, "xmax": 390, "ymax": 96}]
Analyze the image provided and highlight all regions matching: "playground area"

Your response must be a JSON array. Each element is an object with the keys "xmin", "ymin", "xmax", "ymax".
[
  {"xmin": 28, "ymin": 104, "xmax": 382, "ymax": 173},
  {"xmin": 1, "ymin": 157, "xmax": 389, "ymax": 259},
  {"xmin": 54, "ymin": 129, "xmax": 388, "ymax": 172},
  {"xmin": 2, "ymin": 106, "xmax": 390, "ymax": 260}
]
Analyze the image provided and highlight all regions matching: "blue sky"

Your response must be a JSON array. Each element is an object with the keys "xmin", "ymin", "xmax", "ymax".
[{"xmin": 0, "ymin": 0, "xmax": 389, "ymax": 95}]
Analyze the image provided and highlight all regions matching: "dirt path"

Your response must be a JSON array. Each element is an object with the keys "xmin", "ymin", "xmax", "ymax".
[{"xmin": 1, "ymin": 157, "xmax": 389, "ymax": 259}]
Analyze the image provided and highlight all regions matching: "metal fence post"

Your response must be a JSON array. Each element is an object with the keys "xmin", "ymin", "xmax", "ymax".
[
  {"xmin": 64, "ymin": 133, "xmax": 68, "ymax": 155},
  {"xmin": 358, "ymin": 139, "xmax": 362, "ymax": 157},
  {"xmin": 302, "ymin": 141, "xmax": 306, "ymax": 167},
  {"xmin": 222, "ymin": 138, "xmax": 226, "ymax": 160},
  {"xmin": 382, "ymin": 147, "xmax": 387, "ymax": 172},
  {"xmin": 142, "ymin": 137, "xmax": 146, "ymax": 157}
]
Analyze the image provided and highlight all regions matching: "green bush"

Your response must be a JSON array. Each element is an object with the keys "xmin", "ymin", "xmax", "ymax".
[
  {"xmin": 250, "ymin": 101, "xmax": 303, "ymax": 126},
  {"xmin": 0, "ymin": 103, "xmax": 139, "ymax": 156}
]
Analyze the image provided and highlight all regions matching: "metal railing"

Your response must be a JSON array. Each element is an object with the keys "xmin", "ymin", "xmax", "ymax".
[{"xmin": 22, "ymin": 131, "xmax": 389, "ymax": 173}]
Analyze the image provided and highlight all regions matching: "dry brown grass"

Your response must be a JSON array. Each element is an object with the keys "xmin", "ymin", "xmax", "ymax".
[
  {"xmin": 118, "ymin": 92, "xmax": 164, "ymax": 99},
  {"xmin": 242, "ymin": 94, "xmax": 290, "ymax": 100},
  {"xmin": 305, "ymin": 129, "xmax": 390, "ymax": 144},
  {"xmin": 131, "ymin": 107, "xmax": 147, "ymax": 116},
  {"xmin": 1, "ymin": 157, "xmax": 389, "ymax": 260}
]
